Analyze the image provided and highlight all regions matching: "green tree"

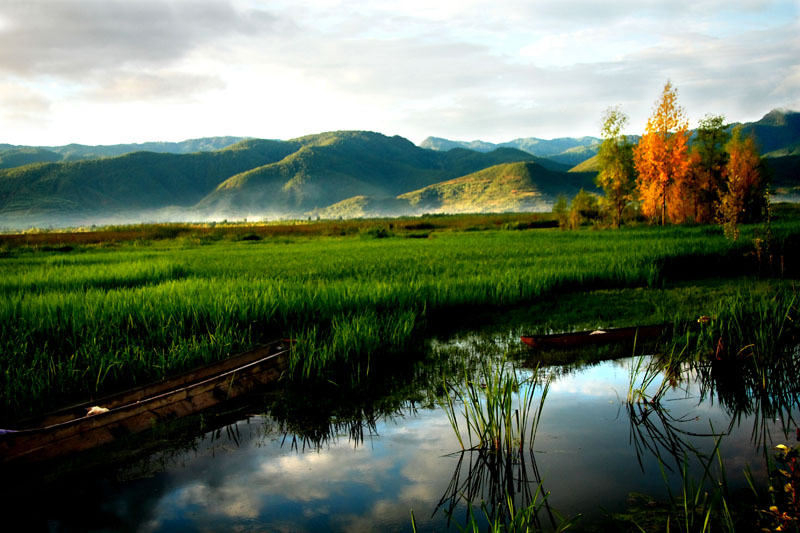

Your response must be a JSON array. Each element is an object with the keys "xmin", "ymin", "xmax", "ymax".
[
  {"xmin": 689, "ymin": 114, "xmax": 729, "ymax": 223},
  {"xmin": 568, "ymin": 189, "xmax": 600, "ymax": 229},
  {"xmin": 553, "ymin": 194, "xmax": 569, "ymax": 229},
  {"xmin": 596, "ymin": 106, "xmax": 635, "ymax": 228}
]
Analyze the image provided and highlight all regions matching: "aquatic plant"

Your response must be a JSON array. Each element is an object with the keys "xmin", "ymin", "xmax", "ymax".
[
  {"xmin": 441, "ymin": 356, "xmax": 550, "ymax": 454},
  {"xmin": 657, "ymin": 436, "xmax": 736, "ymax": 533}
]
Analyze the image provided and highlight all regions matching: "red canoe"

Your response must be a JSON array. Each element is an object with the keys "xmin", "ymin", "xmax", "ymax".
[{"xmin": 521, "ymin": 325, "xmax": 668, "ymax": 349}]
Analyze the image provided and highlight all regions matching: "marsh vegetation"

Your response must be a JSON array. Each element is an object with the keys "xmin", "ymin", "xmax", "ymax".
[{"xmin": 1, "ymin": 209, "xmax": 799, "ymax": 531}]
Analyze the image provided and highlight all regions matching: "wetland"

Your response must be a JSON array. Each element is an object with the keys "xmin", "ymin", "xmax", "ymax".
[{"xmin": 1, "ymin": 211, "xmax": 799, "ymax": 531}]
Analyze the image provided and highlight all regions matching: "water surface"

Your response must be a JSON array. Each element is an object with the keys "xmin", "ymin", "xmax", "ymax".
[{"xmin": 4, "ymin": 334, "xmax": 798, "ymax": 531}]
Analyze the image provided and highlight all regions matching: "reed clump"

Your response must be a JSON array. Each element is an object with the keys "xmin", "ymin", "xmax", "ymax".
[{"xmin": 441, "ymin": 355, "xmax": 550, "ymax": 454}]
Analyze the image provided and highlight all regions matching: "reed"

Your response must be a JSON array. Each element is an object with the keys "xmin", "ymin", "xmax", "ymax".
[
  {"xmin": 655, "ymin": 436, "xmax": 736, "ymax": 533},
  {"xmin": 441, "ymin": 355, "xmax": 550, "ymax": 454},
  {"xmin": 443, "ymin": 491, "xmax": 579, "ymax": 533},
  {"xmin": 1, "ymin": 220, "xmax": 797, "ymax": 419}
]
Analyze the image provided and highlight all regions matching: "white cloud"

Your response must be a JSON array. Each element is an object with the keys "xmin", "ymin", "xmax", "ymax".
[{"xmin": 0, "ymin": 0, "xmax": 797, "ymax": 145}]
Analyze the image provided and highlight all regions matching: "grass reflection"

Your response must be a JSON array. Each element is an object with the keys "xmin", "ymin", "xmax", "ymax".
[{"xmin": 617, "ymin": 290, "xmax": 800, "ymax": 531}]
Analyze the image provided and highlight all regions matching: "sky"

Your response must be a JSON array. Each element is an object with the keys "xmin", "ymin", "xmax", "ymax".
[{"xmin": 0, "ymin": 0, "xmax": 798, "ymax": 147}]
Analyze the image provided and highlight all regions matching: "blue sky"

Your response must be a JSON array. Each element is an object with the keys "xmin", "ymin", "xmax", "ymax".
[{"xmin": 0, "ymin": 0, "xmax": 797, "ymax": 146}]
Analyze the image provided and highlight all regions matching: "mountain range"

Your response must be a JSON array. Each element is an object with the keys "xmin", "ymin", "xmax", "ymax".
[
  {"xmin": 0, "ymin": 109, "xmax": 798, "ymax": 229},
  {"xmin": 0, "ymin": 137, "xmax": 248, "ymax": 170},
  {"xmin": 420, "ymin": 135, "xmax": 602, "ymax": 167}
]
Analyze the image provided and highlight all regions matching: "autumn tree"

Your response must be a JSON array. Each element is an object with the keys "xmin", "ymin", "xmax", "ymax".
[
  {"xmin": 633, "ymin": 81, "xmax": 691, "ymax": 225},
  {"xmin": 718, "ymin": 126, "xmax": 766, "ymax": 239},
  {"xmin": 596, "ymin": 106, "xmax": 635, "ymax": 228},
  {"xmin": 689, "ymin": 114, "xmax": 729, "ymax": 223}
]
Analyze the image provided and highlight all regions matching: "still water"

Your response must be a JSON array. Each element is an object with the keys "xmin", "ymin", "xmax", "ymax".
[{"xmin": 4, "ymin": 334, "xmax": 798, "ymax": 532}]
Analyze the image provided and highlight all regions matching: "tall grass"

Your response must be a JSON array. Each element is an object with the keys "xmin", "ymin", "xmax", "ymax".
[
  {"xmin": 441, "ymin": 356, "xmax": 550, "ymax": 453},
  {"xmin": 0, "ymin": 222, "xmax": 797, "ymax": 419},
  {"xmin": 656, "ymin": 287, "xmax": 800, "ymax": 450}
]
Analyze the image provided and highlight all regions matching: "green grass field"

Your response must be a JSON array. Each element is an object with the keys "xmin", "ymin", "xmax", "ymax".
[{"xmin": 1, "ymin": 212, "xmax": 798, "ymax": 420}]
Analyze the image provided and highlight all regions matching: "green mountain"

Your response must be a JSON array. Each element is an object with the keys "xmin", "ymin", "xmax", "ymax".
[
  {"xmin": 307, "ymin": 195, "xmax": 415, "ymax": 219},
  {"xmin": 420, "ymin": 135, "xmax": 601, "ymax": 166},
  {"xmin": 0, "ymin": 131, "xmax": 539, "ymax": 227},
  {"xmin": 764, "ymin": 141, "xmax": 800, "ymax": 158},
  {"xmin": 764, "ymin": 155, "xmax": 800, "ymax": 199},
  {"xmin": 1, "ymin": 110, "xmax": 797, "ymax": 229},
  {"xmin": 397, "ymin": 161, "xmax": 597, "ymax": 214},
  {"xmin": 740, "ymin": 109, "xmax": 800, "ymax": 154},
  {"xmin": 418, "ymin": 137, "xmax": 498, "ymax": 153},
  {"xmin": 548, "ymin": 145, "xmax": 600, "ymax": 167},
  {"xmin": 0, "ymin": 139, "xmax": 298, "ymax": 222},
  {"xmin": 198, "ymin": 131, "xmax": 536, "ymax": 215},
  {"xmin": 0, "ymin": 147, "xmax": 63, "ymax": 170},
  {"xmin": 568, "ymin": 155, "xmax": 600, "ymax": 173},
  {"xmin": 0, "ymin": 137, "xmax": 247, "ymax": 169}
]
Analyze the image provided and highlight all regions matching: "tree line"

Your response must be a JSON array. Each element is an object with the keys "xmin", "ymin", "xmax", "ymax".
[{"xmin": 557, "ymin": 81, "xmax": 768, "ymax": 239}]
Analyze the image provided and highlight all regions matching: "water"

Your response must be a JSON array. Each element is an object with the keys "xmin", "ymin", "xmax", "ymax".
[{"xmin": 3, "ymin": 335, "xmax": 798, "ymax": 531}]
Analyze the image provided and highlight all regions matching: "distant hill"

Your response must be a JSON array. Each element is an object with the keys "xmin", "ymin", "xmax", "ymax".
[
  {"xmin": 307, "ymin": 195, "xmax": 415, "ymax": 219},
  {"xmin": 309, "ymin": 161, "xmax": 599, "ymax": 219},
  {"xmin": 0, "ymin": 139, "xmax": 298, "ymax": 225},
  {"xmin": 0, "ymin": 131, "xmax": 541, "ymax": 228},
  {"xmin": 740, "ymin": 109, "xmax": 800, "ymax": 154},
  {"xmin": 419, "ymin": 137, "xmax": 498, "ymax": 153},
  {"xmin": 420, "ymin": 135, "xmax": 601, "ymax": 166},
  {"xmin": 199, "ymin": 131, "xmax": 537, "ymax": 215},
  {"xmin": 764, "ymin": 155, "xmax": 800, "ymax": 200},
  {"xmin": 0, "ymin": 148, "xmax": 62, "ymax": 170},
  {"xmin": 0, "ymin": 137, "xmax": 247, "ymax": 169},
  {"xmin": 1, "ymin": 109, "xmax": 797, "ymax": 229},
  {"xmin": 567, "ymin": 109, "xmax": 800, "ymax": 175},
  {"xmin": 568, "ymin": 155, "xmax": 600, "ymax": 173},
  {"xmin": 397, "ymin": 161, "xmax": 598, "ymax": 214},
  {"xmin": 764, "ymin": 141, "xmax": 800, "ymax": 158}
]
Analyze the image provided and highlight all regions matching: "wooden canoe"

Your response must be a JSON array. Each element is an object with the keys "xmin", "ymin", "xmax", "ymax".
[
  {"xmin": 521, "ymin": 325, "xmax": 668, "ymax": 349},
  {"xmin": 0, "ymin": 340, "xmax": 291, "ymax": 465}
]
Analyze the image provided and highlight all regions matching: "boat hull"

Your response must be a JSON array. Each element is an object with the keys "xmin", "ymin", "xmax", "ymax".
[
  {"xmin": 0, "ymin": 341, "xmax": 290, "ymax": 465},
  {"xmin": 521, "ymin": 325, "xmax": 667, "ymax": 349}
]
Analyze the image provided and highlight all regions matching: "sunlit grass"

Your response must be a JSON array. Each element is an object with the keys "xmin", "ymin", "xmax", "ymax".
[{"xmin": 0, "ymin": 217, "xmax": 798, "ymax": 419}]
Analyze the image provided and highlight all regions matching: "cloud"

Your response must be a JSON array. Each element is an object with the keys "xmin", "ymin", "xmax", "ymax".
[
  {"xmin": 86, "ymin": 70, "xmax": 226, "ymax": 102},
  {"xmin": 0, "ymin": 1, "xmax": 274, "ymax": 77},
  {"xmin": 0, "ymin": 82, "xmax": 51, "ymax": 118},
  {"xmin": 1, "ymin": 0, "xmax": 797, "ymax": 144}
]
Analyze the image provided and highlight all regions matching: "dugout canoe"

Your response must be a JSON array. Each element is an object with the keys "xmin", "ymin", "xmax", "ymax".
[
  {"xmin": 521, "ymin": 325, "xmax": 668, "ymax": 349},
  {"xmin": 0, "ymin": 340, "xmax": 291, "ymax": 465}
]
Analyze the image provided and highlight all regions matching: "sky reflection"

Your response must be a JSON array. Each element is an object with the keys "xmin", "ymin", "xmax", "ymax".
[{"xmin": 11, "ymin": 351, "xmax": 797, "ymax": 532}]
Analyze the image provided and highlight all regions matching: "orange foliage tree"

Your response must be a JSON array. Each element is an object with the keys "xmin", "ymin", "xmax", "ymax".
[
  {"xmin": 633, "ymin": 81, "xmax": 691, "ymax": 225},
  {"xmin": 718, "ymin": 126, "xmax": 765, "ymax": 239}
]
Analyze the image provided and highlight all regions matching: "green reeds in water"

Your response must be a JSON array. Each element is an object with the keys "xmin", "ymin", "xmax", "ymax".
[
  {"xmin": 427, "ymin": 492, "xmax": 578, "ymax": 533},
  {"xmin": 440, "ymin": 355, "xmax": 551, "ymax": 455},
  {"xmin": 626, "ymin": 354, "xmax": 672, "ymax": 405},
  {"xmin": 655, "ymin": 435, "xmax": 736, "ymax": 533},
  {"xmin": 287, "ymin": 308, "xmax": 421, "ymax": 387},
  {"xmin": 672, "ymin": 287, "xmax": 797, "ymax": 362}
]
